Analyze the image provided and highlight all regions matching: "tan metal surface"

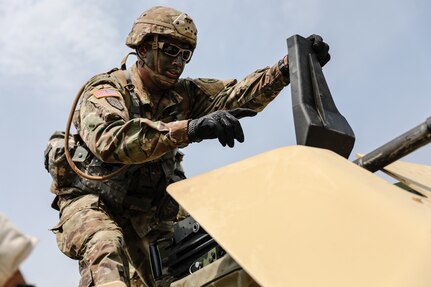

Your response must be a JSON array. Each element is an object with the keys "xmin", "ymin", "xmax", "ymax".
[
  {"xmin": 383, "ymin": 160, "xmax": 431, "ymax": 198},
  {"xmin": 168, "ymin": 146, "xmax": 431, "ymax": 287}
]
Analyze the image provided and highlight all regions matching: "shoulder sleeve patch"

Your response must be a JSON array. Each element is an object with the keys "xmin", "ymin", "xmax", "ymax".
[
  {"xmin": 92, "ymin": 89, "xmax": 121, "ymax": 99},
  {"xmin": 105, "ymin": 97, "xmax": 124, "ymax": 111}
]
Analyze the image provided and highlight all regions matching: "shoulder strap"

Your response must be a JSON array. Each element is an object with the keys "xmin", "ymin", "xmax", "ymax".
[
  {"xmin": 123, "ymin": 70, "xmax": 142, "ymax": 118},
  {"xmin": 110, "ymin": 64, "xmax": 142, "ymax": 118}
]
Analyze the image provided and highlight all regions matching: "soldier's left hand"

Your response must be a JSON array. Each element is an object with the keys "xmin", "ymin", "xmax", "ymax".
[{"xmin": 307, "ymin": 34, "xmax": 331, "ymax": 67}]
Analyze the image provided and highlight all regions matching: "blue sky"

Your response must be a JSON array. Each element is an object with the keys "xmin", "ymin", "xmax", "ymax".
[{"xmin": 0, "ymin": 0, "xmax": 430, "ymax": 286}]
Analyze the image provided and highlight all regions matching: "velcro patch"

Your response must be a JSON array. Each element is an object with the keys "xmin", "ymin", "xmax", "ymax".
[
  {"xmin": 106, "ymin": 97, "xmax": 124, "ymax": 111},
  {"xmin": 92, "ymin": 89, "xmax": 121, "ymax": 99}
]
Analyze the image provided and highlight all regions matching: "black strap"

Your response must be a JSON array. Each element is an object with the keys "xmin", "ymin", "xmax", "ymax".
[
  {"xmin": 123, "ymin": 69, "xmax": 142, "ymax": 118},
  {"xmin": 119, "ymin": 52, "xmax": 143, "ymax": 118}
]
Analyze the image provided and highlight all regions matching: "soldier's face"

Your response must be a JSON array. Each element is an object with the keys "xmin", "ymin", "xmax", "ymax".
[{"xmin": 139, "ymin": 37, "xmax": 193, "ymax": 81}]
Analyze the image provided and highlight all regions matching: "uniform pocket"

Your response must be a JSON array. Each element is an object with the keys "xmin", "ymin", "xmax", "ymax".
[
  {"xmin": 50, "ymin": 195, "xmax": 111, "ymax": 260},
  {"xmin": 50, "ymin": 213, "xmax": 77, "ymax": 259}
]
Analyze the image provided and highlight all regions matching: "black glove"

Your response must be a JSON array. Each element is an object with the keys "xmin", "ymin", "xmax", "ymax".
[
  {"xmin": 188, "ymin": 108, "xmax": 257, "ymax": 147},
  {"xmin": 307, "ymin": 34, "xmax": 331, "ymax": 67}
]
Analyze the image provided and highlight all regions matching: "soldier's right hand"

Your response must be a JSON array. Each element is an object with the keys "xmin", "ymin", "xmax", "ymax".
[{"xmin": 188, "ymin": 108, "xmax": 257, "ymax": 147}]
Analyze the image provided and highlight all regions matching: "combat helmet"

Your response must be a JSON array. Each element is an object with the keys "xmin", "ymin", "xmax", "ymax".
[{"xmin": 126, "ymin": 6, "xmax": 198, "ymax": 49}]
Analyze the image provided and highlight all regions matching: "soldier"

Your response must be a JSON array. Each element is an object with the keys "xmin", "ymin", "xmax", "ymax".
[{"xmin": 45, "ymin": 6, "xmax": 330, "ymax": 287}]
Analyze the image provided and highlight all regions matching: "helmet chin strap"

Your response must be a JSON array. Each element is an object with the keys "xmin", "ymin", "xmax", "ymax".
[{"xmin": 137, "ymin": 34, "xmax": 178, "ymax": 90}]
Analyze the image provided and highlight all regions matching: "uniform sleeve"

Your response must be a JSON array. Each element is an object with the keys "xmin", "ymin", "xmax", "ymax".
[
  {"xmin": 189, "ymin": 61, "xmax": 289, "ymax": 118},
  {"xmin": 0, "ymin": 214, "xmax": 37, "ymax": 286},
  {"xmin": 78, "ymin": 84, "xmax": 189, "ymax": 164}
]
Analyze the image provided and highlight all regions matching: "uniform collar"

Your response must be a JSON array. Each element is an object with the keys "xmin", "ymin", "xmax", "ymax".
[{"xmin": 129, "ymin": 64, "xmax": 183, "ymax": 109}]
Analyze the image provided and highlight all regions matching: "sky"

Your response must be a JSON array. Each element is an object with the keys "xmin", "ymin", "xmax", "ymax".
[{"xmin": 0, "ymin": 0, "xmax": 430, "ymax": 286}]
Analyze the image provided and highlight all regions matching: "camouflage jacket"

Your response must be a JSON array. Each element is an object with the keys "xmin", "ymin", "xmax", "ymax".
[
  {"xmin": 46, "ymin": 58, "xmax": 289, "ymax": 212},
  {"xmin": 75, "ymin": 61, "xmax": 289, "ymax": 164}
]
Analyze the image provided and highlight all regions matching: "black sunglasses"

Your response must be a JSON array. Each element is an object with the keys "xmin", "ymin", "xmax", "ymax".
[{"xmin": 157, "ymin": 41, "xmax": 193, "ymax": 62}]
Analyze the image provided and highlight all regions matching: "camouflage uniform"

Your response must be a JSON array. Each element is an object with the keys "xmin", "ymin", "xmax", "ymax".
[{"xmin": 47, "ymin": 6, "xmax": 290, "ymax": 287}]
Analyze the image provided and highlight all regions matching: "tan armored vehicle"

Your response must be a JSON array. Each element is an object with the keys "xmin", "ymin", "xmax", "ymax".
[
  {"xmin": 167, "ymin": 140, "xmax": 431, "ymax": 287},
  {"xmin": 162, "ymin": 35, "xmax": 431, "ymax": 286}
]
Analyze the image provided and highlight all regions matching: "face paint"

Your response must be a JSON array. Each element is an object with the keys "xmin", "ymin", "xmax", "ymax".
[{"xmin": 137, "ymin": 36, "xmax": 192, "ymax": 90}]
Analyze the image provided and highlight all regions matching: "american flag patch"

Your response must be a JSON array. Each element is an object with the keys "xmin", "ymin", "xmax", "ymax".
[{"xmin": 92, "ymin": 89, "xmax": 120, "ymax": 99}]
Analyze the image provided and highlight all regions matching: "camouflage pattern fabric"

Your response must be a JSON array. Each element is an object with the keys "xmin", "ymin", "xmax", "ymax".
[
  {"xmin": 76, "ymin": 62, "xmax": 288, "ymax": 165},
  {"xmin": 125, "ymin": 6, "xmax": 198, "ymax": 49},
  {"xmin": 49, "ymin": 57, "xmax": 289, "ymax": 287},
  {"xmin": 44, "ymin": 132, "xmax": 83, "ymax": 199},
  {"xmin": 52, "ymin": 195, "xmax": 129, "ymax": 287},
  {"xmin": 53, "ymin": 194, "xmax": 175, "ymax": 287}
]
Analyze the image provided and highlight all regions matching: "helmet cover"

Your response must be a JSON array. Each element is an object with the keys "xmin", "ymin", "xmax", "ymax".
[{"xmin": 126, "ymin": 6, "xmax": 197, "ymax": 49}]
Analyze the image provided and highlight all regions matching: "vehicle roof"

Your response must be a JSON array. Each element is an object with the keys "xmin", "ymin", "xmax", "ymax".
[{"xmin": 168, "ymin": 146, "xmax": 431, "ymax": 287}]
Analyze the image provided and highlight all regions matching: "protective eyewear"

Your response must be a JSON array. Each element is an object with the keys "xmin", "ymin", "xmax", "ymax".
[{"xmin": 158, "ymin": 42, "xmax": 193, "ymax": 62}]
